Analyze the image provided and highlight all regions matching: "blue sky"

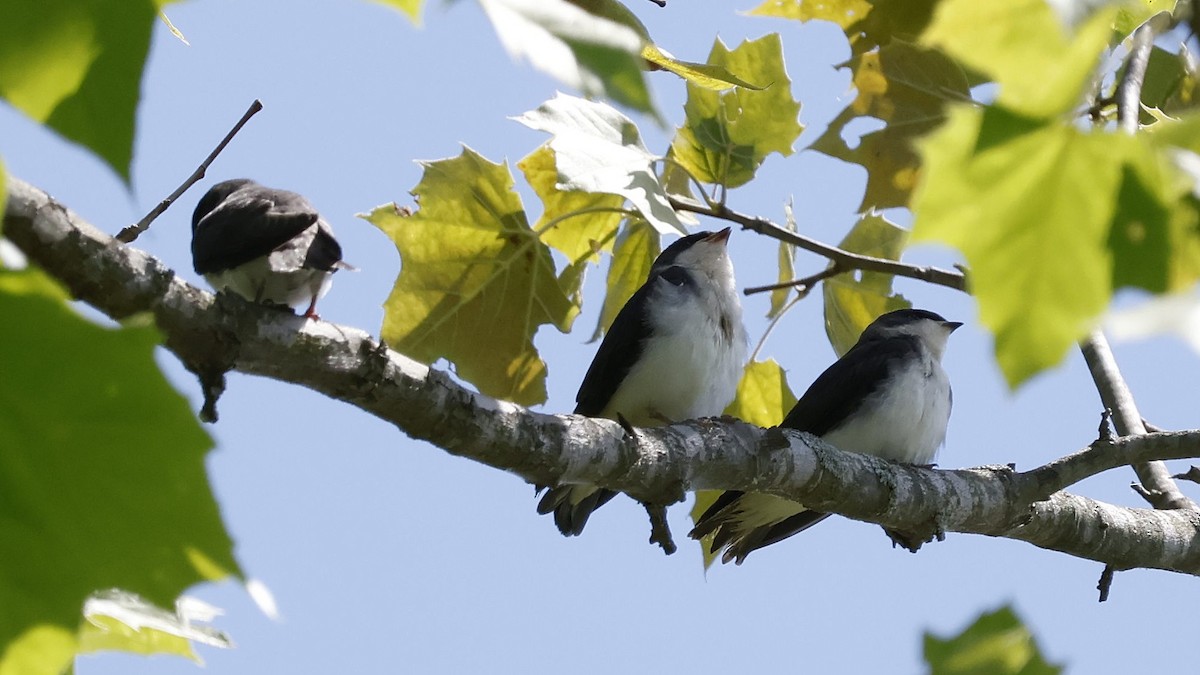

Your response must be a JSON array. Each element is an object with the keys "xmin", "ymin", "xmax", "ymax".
[{"xmin": 4, "ymin": 1, "xmax": 1198, "ymax": 672}]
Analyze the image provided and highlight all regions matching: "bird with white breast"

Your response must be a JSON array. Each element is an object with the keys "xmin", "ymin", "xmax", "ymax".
[
  {"xmin": 539, "ymin": 227, "xmax": 749, "ymax": 536},
  {"xmin": 690, "ymin": 308, "xmax": 961, "ymax": 564}
]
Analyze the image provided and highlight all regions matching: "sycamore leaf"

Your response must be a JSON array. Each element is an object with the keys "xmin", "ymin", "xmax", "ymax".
[
  {"xmin": 0, "ymin": 269, "xmax": 241, "ymax": 675},
  {"xmin": 810, "ymin": 42, "xmax": 970, "ymax": 210},
  {"xmin": 592, "ymin": 219, "xmax": 660, "ymax": 340},
  {"xmin": 823, "ymin": 212, "xmax": 912, "ymax": 356},
  {"xmin": 670, "ymin": 35, "xmax": 803, "ymax": 190},
  {"xmin": 479, "ymin": 0, "xmax": 652, "ymax": 113},
  {"xmin": 0, "ymin": 0, "xmax": 162, "ymax": 180},
  {"xmin": 515, "ymin": 93, "xmax": 686, "ymax": 235},
  {"xmin": 748, "ymin": 0, "xmax": 872, "ymax": 29},
  {"xmin": 642, "ymin": 45, "xmax": 765, "ymax": 91},
  {"xmin": 518, "ymin": 143, "xmax": 624, "ymax": 263},
  {"xmin": 366, "ymin": 147, "xmax": 577, "ymax": 405},
  {"xmin": 924, "ymin": 606, "xmax": 1062, "ymax": 675},
  {"xmin": 373, "ymin": 0, "xmax": 423, "ymax": 24},
  {"xmin": 79, "ymin": 590, "xmax": 232, "ymax": 660},
  {"xmin": 912, "ymin": 106, "xmax": 1131, "ymax": 387},
  {"xmin": 752, "ymin": 0, "xmax": 939, "ymax": 58},
  {"xmin": 920, "ymin": 0, "xmax": 1116, "ymax": 117},
  {"xmin": 769, "ymin": 202, "xmax": 797, "ymax": 319},
  {"xmin": 693, "ymin": 359, "xmax": 798, "ymax": 568}
]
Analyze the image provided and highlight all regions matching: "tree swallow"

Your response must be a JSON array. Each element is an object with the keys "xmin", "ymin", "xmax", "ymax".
[
  {"xmin": 690, "ymin": 308, "xmax": 961, "ymax": 564},
  {"xmin": 191, "ymin": 179, "xmax": 350, "ymax": 319},
  {"xmin": 538, "ymin": 228, "xmax": 748, "ymax": 536}
]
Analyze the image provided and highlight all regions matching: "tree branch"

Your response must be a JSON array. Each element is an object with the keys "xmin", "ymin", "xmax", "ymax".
[
  {"xmin": 669, "ymin": 196, "xmax": 968, "ymax": 292},
  {"xmin": 1077, "ymin": 16, "xmax": 1196, "ymax": 512},
  {"xmin": 7, "ymin": 175, "xmax": 1200, "ymax": 576}
]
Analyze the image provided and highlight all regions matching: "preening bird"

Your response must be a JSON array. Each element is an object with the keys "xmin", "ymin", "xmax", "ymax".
[
  {"xmin": 690, "ymin": 308, "xmax": 961, "ymax": 564},
  {"xmin": 191, "ymin": 179, "xmax": 351, "ymax": 319},
  {"xmin": 538, "ymin": 228, "xmax": 748, "ymax": 536}
]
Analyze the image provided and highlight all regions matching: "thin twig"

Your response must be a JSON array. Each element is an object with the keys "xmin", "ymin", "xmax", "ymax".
[
  {"xmin": 115, "ymin": 99, "xmax": 264, "ymax": 243},
  {"xmin": 744, "ymin": 263, "xmax": 844, "ymax": 296},
  {"xmin": 670, "ymin": 196, "xmax": 968, "ymax": 292}
]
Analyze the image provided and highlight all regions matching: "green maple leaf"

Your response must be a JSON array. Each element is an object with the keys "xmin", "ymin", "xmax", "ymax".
[
  {"xmin": 366, "ymin": 146, "xmax": 577, "ymax": 405},
  {"xmin": 480, "ymin": 0, "xmax": 652, "ymax": 113},
  {"xmin": 0, "ymin": 0, "xmax": 163, "ymax": 181},
  {"xmin": 515, "ymin": 93, "xmax": 685, "ymax": 235},
  {"xmin": 924, "ymin": 606, "xmax": 1062, "ymax": 675},
  {"xmin": 823, "ymin": 212, "xmax": 912, "ymax": 356},
  {"xmin": 810, "ymin": 42, "xmax": 970, "ymax": 210},
  {"xmin": 670, "ymin": 34, "xmax": 803, "ymax": 190},
  {"xmin": 0, "ymin": 269, "xmax": 240, "ymax": 675}
]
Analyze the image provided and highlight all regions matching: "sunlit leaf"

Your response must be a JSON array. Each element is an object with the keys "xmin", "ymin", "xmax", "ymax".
[
  {"xmin": 591, "ymin": 218, "xmax": 659, "ymax": 340},
  {"xmin": 0, "ymin": 0, "xmax": 162, "ymax": 180},
  {"xmin": 913, "ymin": 106, "xmax": 1129, "ymax": 387},
  {"xmin": 515, "ymin": 92, "xmax": 686, "ymax": 235},
  {"xmin": 643, "ymin": 44, "xmax": 765, "ymax": 91},
  {"xmin": 670, "ymin": 35, "xmax": 803, "ymax": 190},
  {"xmin": 366, "ymin": 146, "xmax": 577, "ymax": 405},
  {"xmin": 693, "ymin": 359, "xmax": 798, "ymax": 567},
  {"xmin": 924, "ymin": 606, "xmax": 1061, "ymax": 675},
  {"xmin": 0, "ymin": 268, "xmax": 240, "ymax": 675},
  {"xmin": 79, "ymin": 590, "xmax": 232, "ymax": 660},
  {"xmin": 748, "ymin": 0, "xmax": 872, "ymax": 29},
  {"xmin": 920, "ymin": 0, "xmax": 1117, "ymax": 117},
  {"xmin": 518, "ymin": 143, "xmax": 624, "ymax": 263},
  {"xmin": 810, "ymin": 42, "xmax": 970, "ymax": 210},
  {"xmin": 480, "ymin": 0, "xmax": 652, "ymax": 113},
  {"xmin": 769, "ymin": 202, "xmax": 797, "ymax": 319},
  {"xmin": 373, "ymin": 0, "xmax": 423, "ymax": 24},
  {"xmin": 823, "ymin": 212, "xmax": 911, "ymax": 356}
]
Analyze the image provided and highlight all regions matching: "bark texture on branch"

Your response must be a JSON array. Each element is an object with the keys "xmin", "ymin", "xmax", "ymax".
[{"xmin": 6, "ymin": 175, "xmax": 1200, "ymax": 575}]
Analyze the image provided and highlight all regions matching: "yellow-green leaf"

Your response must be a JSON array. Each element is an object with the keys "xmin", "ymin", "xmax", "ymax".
[
  {"xmin": 670, "ymin": 35, "xmax": 803, "ymax": 189},
  {"xmin": 592, "ymin": 218, "xmax": 659, "ymax": 340},
  {"xmin": 0, "ymin": 0, "xmax": 161, "ymax": 181},
  {"xmin": 769, "ymin": 203, "xmax": 797, "ymax": 319},
  {"xmin": 810, "ymin": 42, "xmax": 970, "ymax": 210},
  {"xmin": 366, "ymin": 147, "xmax": 577, "ymax": 405},
  {"xmin": 912, "ymin": 105, "xmax": 1127, "ymax": 387},
  {"xmin": 78, "ymin": 590, "xmax": 231, "ymax": 660},
  {"xmin": 920, "ymin": 0, "xmax": 1117, "ymax": 117},
  {"xmin": 642, "ymin": 44, "xmax": 765, "ymax": 91},
  {"xmin": 518, "ymin": 143, "xmax": 624, "ymax": 263},
  {"xmin": 748, "ymin": 0, "xmax": 872, "ymax": 29},
  {"xmin": 823, "ymin": 212, "xmax": 912, "ymax": 356},
  {"xmin": 373, "ymin": 0, "xmax": 423, "ymax": 24},
  {"xmin": 515, "ymin": 93, "xmax": 685, "ymax": 235},
  {"xmin": 0, "ymin": 268, "xmax": 240, "ymax": 675},
  {"xmin": 693, "ymin": 359, "xmax": 798, "ymax": 568},
  {"xmin": 479, "ymin": 0, "xmax": 652, "ymax": 114},
  {"xmin": 924, "ymin": 606, "xmax": 1062, "ymax": 675}
]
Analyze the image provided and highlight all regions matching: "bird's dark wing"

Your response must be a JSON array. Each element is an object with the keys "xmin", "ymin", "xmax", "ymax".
[
  {"xmin": 690, "ymin": 334, "xmax": 924, "ymax": 564},
  {"xmin": 781, "ymin": 334, "xmax": 922, "ymax": 433},
  {"xmin": 192, "ymin": 188, "xmax": 319, "ymax": 274},
  {"xmin": 304, "ymin": 223, "xmax": 345, "ymax": 272},
  {"xmin": 573, "ymin": 265, "xmax": 691, "ymax": 416}
]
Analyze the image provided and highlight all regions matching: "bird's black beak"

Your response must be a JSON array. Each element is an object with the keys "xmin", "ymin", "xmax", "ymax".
[
  {"xmin": 943, "ymin": 321, "xmax": 964, "ymax": 332},
  {"xmin": 705, "ymin": 227, "xmax": 732, "ymax": 245}
]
